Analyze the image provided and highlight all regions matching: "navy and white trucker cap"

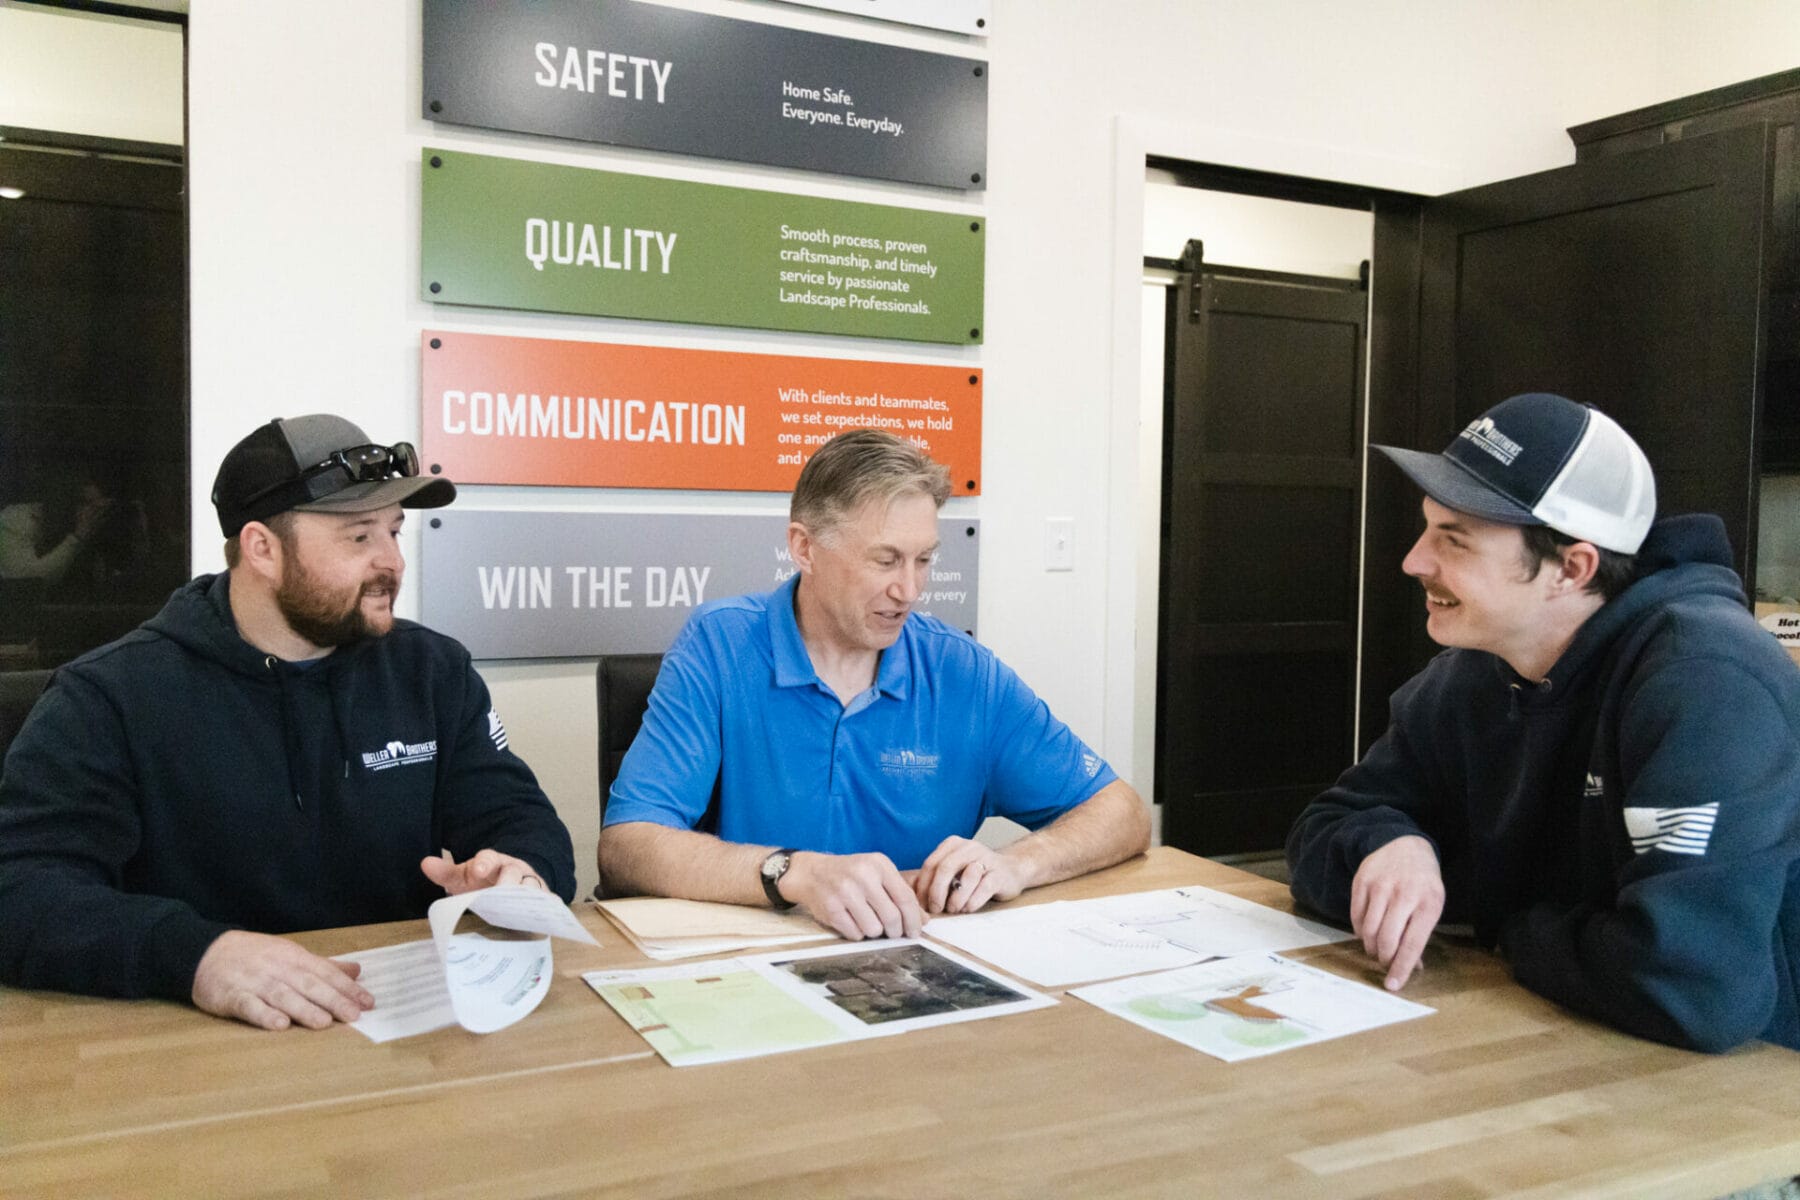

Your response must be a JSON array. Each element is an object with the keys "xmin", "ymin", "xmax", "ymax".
[{"xmin": 1373, "ymin": 392, "xmax": 1656, "ymax": 554}]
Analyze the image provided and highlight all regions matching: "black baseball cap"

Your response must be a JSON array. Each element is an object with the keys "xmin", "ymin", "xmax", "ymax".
[{"xmin": 212, "ymin": 414, "xmax": 455, "ymax": 537}]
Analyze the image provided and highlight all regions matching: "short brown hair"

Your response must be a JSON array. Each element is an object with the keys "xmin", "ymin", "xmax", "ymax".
[
  {"xmin": 223, "ymin": 511, "xmax": 297, "ymax": 569},
  {"xmin": 790, "ymin": 430, "xmax": 951, "ymax": 540},
  {"xmin": 1518, "ymin": 524, "xmax": 1639, "ymax": 602}
]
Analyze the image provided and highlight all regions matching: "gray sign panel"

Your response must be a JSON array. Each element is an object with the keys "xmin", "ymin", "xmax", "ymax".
[
  {"xmin": 773, "ymin": 1, "xmax": 990, "ymax": 37},
  {"xmin": 423, "ymin": 0, "xmax": 988, "ymax": 191},
  {"xmin": 421, "ymin": 510, "xmax": 980, "ymax": 660}
]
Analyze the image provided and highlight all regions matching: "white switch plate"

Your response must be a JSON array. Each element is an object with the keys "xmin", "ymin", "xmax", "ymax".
[{"xmin": 1045, "ymin": 517, "xmax": 1074, "ymax": 571}]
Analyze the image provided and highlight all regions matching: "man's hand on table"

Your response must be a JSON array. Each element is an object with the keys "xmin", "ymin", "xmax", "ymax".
[
  {"xmin": 419, "ymin": 848, "xmax": 546, "ymax": 895},
  {"xmin": 779, "ymin": 850, "xmax": 924, "ymax": 940},
  {"xmin": 191, "ymin": 930, "xmax": 374, "ymax": 1031},
  {"xmin": 1350, "ymin": 834, "xmax": 1445, "ymax": 991},
  {"xmin": 914, "ymin": 836, "xmax": 1026, "ymax": 915}
]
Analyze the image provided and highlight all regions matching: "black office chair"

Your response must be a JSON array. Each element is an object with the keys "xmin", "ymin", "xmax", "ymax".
[
  {"xmin": 0, "ymin": 668, "xmax": 54, "ymax": 774},
  {"xmin": 595, "ymin": 653, "xmax": 665, "ymax": 826}
]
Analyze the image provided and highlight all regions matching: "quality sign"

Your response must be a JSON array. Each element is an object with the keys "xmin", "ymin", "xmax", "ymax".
[
  {"xmin": 421, "ymin": 148, "xmax": 986, "ymax": 345},
  {"xmin": 423, "ymin": 511, "xmax": 980, "ymax": 660},
  {"xmin": 423, "ymin": 0, "xmax": 987, "ymax": 191}
]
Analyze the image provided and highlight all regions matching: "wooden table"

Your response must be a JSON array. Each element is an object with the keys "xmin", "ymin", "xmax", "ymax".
[{"xmin": 4, "ymin": 847, "xmax": 1799, "ymax": 1199}]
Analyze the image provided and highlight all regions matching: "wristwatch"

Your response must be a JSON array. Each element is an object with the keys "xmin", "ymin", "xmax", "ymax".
[{"xmin": 759, "ymin": 848, "xmax": 797, "ymax": 910}]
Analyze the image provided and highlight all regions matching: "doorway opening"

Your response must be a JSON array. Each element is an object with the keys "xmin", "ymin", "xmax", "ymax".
[{"xmin": 1140, "ymin": 163, "xmax": 1384, "ymax": 861}]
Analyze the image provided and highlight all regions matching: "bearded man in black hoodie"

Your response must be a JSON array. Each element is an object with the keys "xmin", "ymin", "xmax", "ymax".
[{"xmin": 0, "ymin": 415, "xmax": 575, "ymax": 1031}]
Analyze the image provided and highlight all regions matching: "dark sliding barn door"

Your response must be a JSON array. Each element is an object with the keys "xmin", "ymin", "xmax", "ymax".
[{"xmin": 1158, "ymin": 248, "xmax": 1369, "ymax": 856}]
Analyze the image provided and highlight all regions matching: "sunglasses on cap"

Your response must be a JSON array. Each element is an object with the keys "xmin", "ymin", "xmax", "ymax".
[{"xmin": 240, "ymin": 441, "xmax": 422, "ymax": 511}]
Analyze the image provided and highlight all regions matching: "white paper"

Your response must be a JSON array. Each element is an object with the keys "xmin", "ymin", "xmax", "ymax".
[
  {"xmin": 335, "ymin": 938, "xmax": 456, "ymax": 1042},
  {"xmin": 923, "ymin": 886, "xmax": 1349, "ymax": 988},
  {"xmin": 341, "ymin": 885, "xmax": 599, "ymax": 1041},
  {"xmin": 461, "ymin": 885, "xmax": 600, "ymax": 946},
  {"xmin": 740, "ymin": 938, "xmax": 1056, "ymax": 1035},
  {"xmin": 1072, "ymin": 952, "xmax": 1433, "ymax": 1062},
  {"xmin": 1095, "ymin": 886, "xmax": 1353, "ymax": 959},
  {"xmin": 926, "ymin": 901, "xmax": 1206, "ymax": 987}
]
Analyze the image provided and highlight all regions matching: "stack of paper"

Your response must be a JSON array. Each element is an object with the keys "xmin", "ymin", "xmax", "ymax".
[
  {"xmin": 925, "ymin": 885, "xmax": 1352, "ymax": 987},
  {"xmin": 920, "ymin": 901, "xmax": 1205, "ymax": 987},
  {"xmin": 584, "ymin": 938, "xmax": 1054, "ymax": 1066},
  {"xmin": 595, "ymin": 895, "xmax": 835, "ymax": 959}
]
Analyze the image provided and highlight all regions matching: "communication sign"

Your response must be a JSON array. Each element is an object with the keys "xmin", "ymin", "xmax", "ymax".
[
  {"xmin": 421, "ymin": 331, "xmax": 982, "ymax": 494},
  {"xmin": 773, "ymin": 1, "xmax": 991, "ymax": 37},
  {"xmin": 421, "ymin": 149, "xmax": 986, "ymax": 345},
  {"xmin": 422, "ymin": 0, "xmax": 987, "ymax": 190},
  {"xmin": 422, "ymin": 511, "xmax": 980, "ymax": 660}
]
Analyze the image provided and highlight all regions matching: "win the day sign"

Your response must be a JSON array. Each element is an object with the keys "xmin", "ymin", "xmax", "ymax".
[
  {"xmin": 420, "ymin": 149, "xmax": 986, "ymax": 345},
  {"xmin": 423, "ymin": 0, "xmax": 987, "ymax": 190},
  {"xmin": 422, "ymin": 511, "xmax": 980, "ymax": 660},
  {"xmin": 421, "ymin": 331, "xmax": 982, "ymax": 494}
]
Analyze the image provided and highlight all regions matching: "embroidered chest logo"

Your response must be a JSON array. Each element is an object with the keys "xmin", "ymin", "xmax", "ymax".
[
  {"xmin": 1459, "ymin": 416, "xmax": 1523, "ymax": 466},
  {"xmin": 361, "ymin": 738, "xmax": 439, "ymax": 771},
  {"xmin": 487, "ymin": 707, "xmax": 509, "ymax": 752},
  {"xmin": 1583, "ymin": 772, "xmax": 1604, "ymax": 798},
  {"xmin": 879, "ymin": 748, "xmax": 940, "ymax": 775}
]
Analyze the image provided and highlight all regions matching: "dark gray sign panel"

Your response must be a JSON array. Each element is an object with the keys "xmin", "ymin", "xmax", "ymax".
[
  {"xmin": 422, "ymin": 510, "xmax": 980, "ymax": 660},
  {"xmin": 422, "ymin": 0, "xmax": 988, "ymax": 191},
  {"xmin": 773, "ymin": 1, "xmax": 990, "ymax": 37}
]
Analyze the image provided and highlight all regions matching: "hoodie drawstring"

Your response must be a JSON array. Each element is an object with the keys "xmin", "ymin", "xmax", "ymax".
[{"xmin": 266, "ymin": 655, "xmax": 305, "ymax": 810}]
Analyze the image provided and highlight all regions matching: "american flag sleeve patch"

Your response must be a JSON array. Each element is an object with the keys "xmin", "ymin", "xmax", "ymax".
[{"xmin": 1622, "ymin": 803, "xmax": 1719, "ymax": 856}]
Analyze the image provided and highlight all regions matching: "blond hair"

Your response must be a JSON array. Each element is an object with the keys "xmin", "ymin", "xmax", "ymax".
[{"xmin": 790, "ymin": 430, "xmax": 951, "ymax": 540}]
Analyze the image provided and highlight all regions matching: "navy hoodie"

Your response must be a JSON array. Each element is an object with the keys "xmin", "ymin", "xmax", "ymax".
[
  {"xmin": 1288, "ymin": 515, "xmax": 1800, "ymax": 1052},
  {"xmin": 0, "ymin": 572, "xmax": 576, "ymax": 1001}
]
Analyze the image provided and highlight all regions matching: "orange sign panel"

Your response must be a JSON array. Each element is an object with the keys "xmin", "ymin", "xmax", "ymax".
[{"xmin": 420, "ymin": 331, "xmax": 982, "ymax": 494}]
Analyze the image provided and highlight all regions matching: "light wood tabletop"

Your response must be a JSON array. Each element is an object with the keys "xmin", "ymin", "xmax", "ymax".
[{"xmin": 4, "ymin": 846, "xmax": 1799, "ymax": 1199}]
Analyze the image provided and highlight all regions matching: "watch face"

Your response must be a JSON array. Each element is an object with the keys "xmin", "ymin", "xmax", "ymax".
[{"xmin": 762, "ymin": 852, "xmax": 789, "ymax": 882}]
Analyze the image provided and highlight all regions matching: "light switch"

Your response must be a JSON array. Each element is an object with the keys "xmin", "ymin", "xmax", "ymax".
[{"xmin": 1045, "ymin": 517, "xmax": 1074, "ymax": 571}]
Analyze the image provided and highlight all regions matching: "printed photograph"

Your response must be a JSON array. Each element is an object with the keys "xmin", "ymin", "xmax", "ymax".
[{"xmin": 771, "ymin": 943, "xmax": 1028, "ymax": 1026}]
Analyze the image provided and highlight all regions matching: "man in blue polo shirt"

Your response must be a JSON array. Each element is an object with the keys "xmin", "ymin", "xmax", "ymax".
[{"xmin": 599, "ymin": 430, "xmax": 1150, "ymax": 941}]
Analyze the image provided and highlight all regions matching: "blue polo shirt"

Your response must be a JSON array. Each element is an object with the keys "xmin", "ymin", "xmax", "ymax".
[{"xmin": 603, "ymin": 575, "xmax": 1117, "ymax": 870}]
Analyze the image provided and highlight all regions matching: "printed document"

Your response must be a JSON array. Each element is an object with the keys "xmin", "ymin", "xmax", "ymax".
[
  {"xmin": 1094, "ymin": 886, "xmax": 1352, "ymax": 960},
  {"xmin": 926, "ymin": 886, "xmax": 1351, "ymax": 987},
  {"xmin": 338, "ymin": 885, "xmax": 599, "ymax": 1042},
  {"xmin": 585, "ymin": 938, "xmax": 1053, "ymax": 1066},
  {"xmin": 1072, "ymin": 952, "xmax": 1433, "ymax": 1062},
  {"xmin": 925, "ymin": 901, "xmax": 1205, "ymax": 986}
]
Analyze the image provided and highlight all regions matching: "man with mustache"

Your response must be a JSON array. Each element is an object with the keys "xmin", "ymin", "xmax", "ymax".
[
  {"xmin": 1287, "ymin": 392, "xmax": 1800, "ymax": 1052},
  {"xmin": 599, "ymin": 430, "xmax": 1149, "ymax": 940},
  {"xmin": 0, "ymin": 415, "xmax": 575, "ymax": 1030}
]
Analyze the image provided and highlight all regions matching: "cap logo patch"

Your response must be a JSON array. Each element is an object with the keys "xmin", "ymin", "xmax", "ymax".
[{"xmin": 1458, "ymin": 417, "xmax": 1523, "ymax": 466}]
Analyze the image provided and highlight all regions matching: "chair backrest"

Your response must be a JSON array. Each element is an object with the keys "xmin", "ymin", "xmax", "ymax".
[
  {"xmin": 0, "ymin": 668, "xmax": 54, "ymax": 774},
  {"xmin": 595, "ymin": 653, "xmax": 664, "ymax": 825}
]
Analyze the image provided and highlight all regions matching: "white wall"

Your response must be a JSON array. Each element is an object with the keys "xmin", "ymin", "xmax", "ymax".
[
  {"xmin": 0, "ymin": 3, "xmax": 183, "ymax": 145},
  {"xmin": 186, "ymin": 0, "xmax": 1800, "ymax": 896}
]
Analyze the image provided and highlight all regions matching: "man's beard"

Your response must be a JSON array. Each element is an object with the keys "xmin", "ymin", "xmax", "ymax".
[{"xmin": 276, "ymin": 561, "xmax": 398, "ymax": 648}]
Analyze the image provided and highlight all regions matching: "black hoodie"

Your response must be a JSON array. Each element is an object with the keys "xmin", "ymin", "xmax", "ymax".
[
  {"xmin": 0, "ymin": 572, "xmax": 576, "ymax": 1001},
  {"xmin": 1288, "ymin": 515, "xmax": 1800, "ymax": 1052}
]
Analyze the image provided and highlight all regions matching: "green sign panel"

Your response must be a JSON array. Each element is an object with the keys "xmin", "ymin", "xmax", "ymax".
[{"xmin": 420, "ymin": 149, "xmax": 985, "ymax": 344}]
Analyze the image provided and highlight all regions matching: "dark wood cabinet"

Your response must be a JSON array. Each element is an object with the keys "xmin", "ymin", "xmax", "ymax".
[{"xmin": 1569, "ymin": 68, "xmax": 1800, "ymax": 472}]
